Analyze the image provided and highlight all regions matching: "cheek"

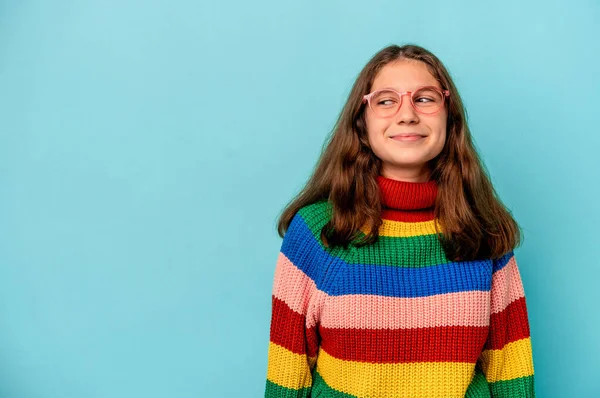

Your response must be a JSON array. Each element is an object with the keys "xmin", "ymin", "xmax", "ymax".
[
  {"xmin": 431, "ymin": 124, "xmax": 447, "ymax": 154},
  {"xmin": 427, "ymin": 116, "xmax": 447, "ymax": 141},
  {"xmin": 438, "ymin": 122, "xmax": 447, "ymax": 143},
  {"xmin": 365, "ymin": 114, "xmax": 389, "ymax": 141}
]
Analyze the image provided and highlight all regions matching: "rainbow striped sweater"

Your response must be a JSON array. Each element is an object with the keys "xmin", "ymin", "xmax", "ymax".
[{"xmin": 265, "ymin": 175, "xmax": 535, "ymax": 398}]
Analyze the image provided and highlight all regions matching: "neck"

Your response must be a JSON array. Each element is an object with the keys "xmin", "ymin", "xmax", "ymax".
[
  {"xmin": 376, "ymin": 175, "xmax": 438, "ymax": 222},
  {"xmin": 380, "ymin": 164, "xmax": 432, "ymax": 183}
]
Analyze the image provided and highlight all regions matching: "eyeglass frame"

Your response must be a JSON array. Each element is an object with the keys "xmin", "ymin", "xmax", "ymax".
[{"xmin": 362, "ymin": 85, "xmax": 451, "ymax": 116}]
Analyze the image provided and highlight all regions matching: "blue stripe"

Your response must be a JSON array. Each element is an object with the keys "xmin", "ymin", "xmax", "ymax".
[
  {"xmin": 331, "ymin": 259, "xmax": 492, "ymax": 297},
  {"xmin": 280, "ymin": 212, "xmax": 327, "ymax": 285},
  {"xmin": 281, "ymin": 213, "xmax": 494, "ymax": 298}
]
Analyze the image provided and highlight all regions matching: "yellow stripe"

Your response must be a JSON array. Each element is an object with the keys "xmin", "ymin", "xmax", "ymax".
[
  {"xmin": 360, "ymin": 218, "xmax": 443, "ymax": 237},
  {"xmin": 316, "ymin": 348, "xmax": 475, "ymax": 397},
  {"xmin": 479, "ymin": 337, "xmax": 534, "ymax": 382},
  {"xmin": 266, "ymin": 342, "xmax": 314, "ymax": 389}
]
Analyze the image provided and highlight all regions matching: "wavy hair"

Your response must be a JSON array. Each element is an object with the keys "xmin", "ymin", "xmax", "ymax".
[{"xmin": 276, "ymin": 44, "xmax": 521, "ymax": 262}]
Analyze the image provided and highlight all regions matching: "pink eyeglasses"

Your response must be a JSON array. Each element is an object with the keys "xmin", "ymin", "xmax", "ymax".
[{"xmin": 362, "ymin": 86, "xmax": 451, "ymax": 117}]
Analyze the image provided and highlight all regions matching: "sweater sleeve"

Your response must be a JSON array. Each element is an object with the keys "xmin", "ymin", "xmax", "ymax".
[
  {"xmin": 477, "ymin": 251, "xmax": 535, "ymax": 397},
  {"xmin": 264, "ymin": 212, "xmax": 323, "ymax": 398}
]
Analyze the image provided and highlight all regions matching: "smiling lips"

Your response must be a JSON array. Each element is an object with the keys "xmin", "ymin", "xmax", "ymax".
[{"xmin": 390, "ymin": 133, "xmax": 426, "ymax": 142}]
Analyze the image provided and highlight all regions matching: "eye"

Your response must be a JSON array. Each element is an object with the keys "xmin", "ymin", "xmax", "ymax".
[{"xmin": 414, "ymin": 96, "xmax": 433, "ymax": 103}]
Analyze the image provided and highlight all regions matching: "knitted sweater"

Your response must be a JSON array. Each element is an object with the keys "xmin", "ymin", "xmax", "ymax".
[{"xmin": 265, "ymin": 175, "xmax": 535, "ymax": 398}]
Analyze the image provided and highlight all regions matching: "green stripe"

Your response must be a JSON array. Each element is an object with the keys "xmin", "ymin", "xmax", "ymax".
[
  {"xmin": 465, "ymin": 366, "xmax": 492, "ymax": 397},
  {"xmin": 353, "ymin": 233, "xmax": 450, "ymax": 267},
  {"xmin": 266, "ymin": 369, "xmax": 532, "ymax": 397},
  {"xmin": 490, "ymin": 375, "xmax": 535, "ymax": 397},
  {"xmin": 311, "ymin": 369, "xmax": 357, "ymax": 398},
  {"xmin": 298, "ymin": 201, "xmax": 452, "ymax": 268},
  {"xmin": 265, "ymin": 380, "xmax": 311, "ymax": 398},
  {"xmin": 297, "ymin": 201, "xmax": 354, "ymax": 261}
]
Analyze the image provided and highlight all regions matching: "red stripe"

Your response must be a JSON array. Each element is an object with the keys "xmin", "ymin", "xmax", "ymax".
[
  {"xmin": 269, "ymin": 296, "xmax": 318, "ymax": 357},
  {"xmin": 381, "ymin": 209, "xmax": 436, "ymax": 222},
  {"xmin": 484, "ymin": 296, "xmax": 531, "ymax": 350},
  {"xmin": 319, "ymin": 325, "xmax": 488, "ymax": 363}
]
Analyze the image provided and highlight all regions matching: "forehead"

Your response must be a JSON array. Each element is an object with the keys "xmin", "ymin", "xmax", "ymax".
[{"xmin": 371, "ymin": 60, "xmax": 440, "ymax": 91}]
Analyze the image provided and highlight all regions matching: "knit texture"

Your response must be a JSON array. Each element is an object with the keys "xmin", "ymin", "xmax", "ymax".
[{"xmin": 265, "ymin": 175, "xmax": 535, "ymax": 398}]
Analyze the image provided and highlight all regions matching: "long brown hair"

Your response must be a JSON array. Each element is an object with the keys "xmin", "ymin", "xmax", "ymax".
[{"xmin": 276, "ymin": 44, "xmax": 522, "ymax": 262}]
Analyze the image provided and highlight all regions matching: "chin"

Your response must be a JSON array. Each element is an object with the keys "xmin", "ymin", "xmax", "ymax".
[
  {"xmin": 386, "ymin": 158, "xmax": 427, "ymax": 167},
  {"xmin": 387, "ymin": 150, "xmax": 429, "ymax": 162}
]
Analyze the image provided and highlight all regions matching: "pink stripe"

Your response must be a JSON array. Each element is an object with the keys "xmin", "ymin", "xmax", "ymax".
[
  {"xmin": 491, "ymin": 256, "xmax": 526, "ymax": 314},
  {"xmin": 272, "ymin": 252, "xmax": 327, "ymax": 329},
  {"xmin": 321, "ymin": 290, "xmax": 491, "ymax": 329}
]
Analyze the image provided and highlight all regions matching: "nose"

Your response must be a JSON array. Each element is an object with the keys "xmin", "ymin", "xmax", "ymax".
[{"xmin": 394, "ymin": 92, "xmax": 419, "ymax": 124}]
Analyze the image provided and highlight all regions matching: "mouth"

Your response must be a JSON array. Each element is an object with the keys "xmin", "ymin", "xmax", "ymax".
[{"xmin": 390, "ymin": 133, "xmax": 426, "ymax": 142}]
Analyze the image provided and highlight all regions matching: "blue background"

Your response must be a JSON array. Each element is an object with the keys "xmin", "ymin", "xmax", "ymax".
[{"xmin": 1, "ymin": 1, "xmax": 598, "ymax": 397}]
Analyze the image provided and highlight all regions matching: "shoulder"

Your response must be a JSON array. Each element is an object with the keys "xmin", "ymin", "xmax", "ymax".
[
  {"xmin": 295, "ymin": 200, "xmax": 332, "ymax": 231},
  {"xmin": 491, "ymin": 249, "xmax": 516, "ymax": 273},
  {"xmin": 283, "ymin": 200, "xmax": 332, "ymax": 252}
]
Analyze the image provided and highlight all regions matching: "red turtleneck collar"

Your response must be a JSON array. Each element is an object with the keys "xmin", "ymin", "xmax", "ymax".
[{"xmin": 376, "ymin": 175, "xmax": 438, "ymax": 222}]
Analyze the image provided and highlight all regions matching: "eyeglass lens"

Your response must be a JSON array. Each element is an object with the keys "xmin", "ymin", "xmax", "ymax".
[{"xmin": 370, "ymin": 88, "xmax": 444, "ymax": 116}]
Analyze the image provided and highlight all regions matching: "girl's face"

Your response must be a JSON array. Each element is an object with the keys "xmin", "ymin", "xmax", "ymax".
[{"xmin": 365, "ymin": 59, "xmax": 448, "ymax": 182}]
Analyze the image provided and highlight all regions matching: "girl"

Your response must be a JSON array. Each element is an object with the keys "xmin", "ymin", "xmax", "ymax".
[{"xmin": 264, "ymin": 44, "xmax": 534, "ymax": 398}]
